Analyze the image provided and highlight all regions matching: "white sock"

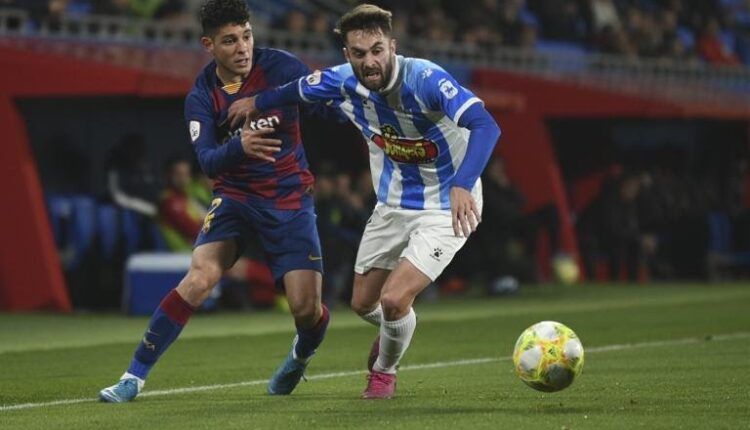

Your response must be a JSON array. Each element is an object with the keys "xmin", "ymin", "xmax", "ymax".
[
  {"xmin": 121, "ymin": 372, "xmax": 145, "ymax": 391},
  {"xmin": 373, "ymin": 308, "xmax": 417, "ymax": 374},
  {"xmin": 360, "ymin": 304, "xmax": 383, "ymax": 327}
]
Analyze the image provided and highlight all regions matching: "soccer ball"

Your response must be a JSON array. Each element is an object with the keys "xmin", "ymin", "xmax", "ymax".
[{"xmin": 512, "ymin": 321, "xmax": 584, "ymax": 392}]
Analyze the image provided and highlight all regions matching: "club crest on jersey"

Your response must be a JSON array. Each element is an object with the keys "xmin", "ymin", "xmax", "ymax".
[
  {"xmin": 438, "ymin": 78, "xmax": 458, "ymax": 99},
  {"xmin": 189, "ymin": 121, "xmax": 200, "ymax": 142},
  {"xmin": 372, "ymin": 124, "xmax": 438, "ymax": 164},
  {"xmin": 306, "ymin": 70, "xmax": 322, "ymax": 86}
]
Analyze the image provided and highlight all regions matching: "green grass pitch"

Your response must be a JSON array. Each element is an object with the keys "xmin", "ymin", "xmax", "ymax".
[{"xmin": 1, "ymin": 283, "xmax": 749, "ymax": 429}]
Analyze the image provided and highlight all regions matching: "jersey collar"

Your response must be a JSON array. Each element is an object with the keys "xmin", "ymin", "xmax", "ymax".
[{"xmin": 379, "ymin": 55, "xmax": 403, "ymax": 95}]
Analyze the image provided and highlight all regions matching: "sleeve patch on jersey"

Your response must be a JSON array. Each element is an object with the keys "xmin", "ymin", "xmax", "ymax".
[
  {"xmin": 438, "ymin": 78, "xmax": 458, "ymax": 100},
  {"xmin": 306, "ymin": 70, "xmax": 322, "ymax": 86},
  {"xmin": 189, "ymin": 121, "xmax": 201, "ymax": 142}
]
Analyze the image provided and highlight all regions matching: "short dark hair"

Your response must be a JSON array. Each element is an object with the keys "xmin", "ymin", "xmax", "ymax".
[
  {"xmin": 334, "ymin": 4, "xmax": 392, "ymax": 43},
  {"xmin": 198, "ymin": 0, "xmax": 250, "ymax": 36}
]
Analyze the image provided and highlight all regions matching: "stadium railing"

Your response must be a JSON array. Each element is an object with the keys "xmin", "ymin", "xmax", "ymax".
[{"xmin": 1, "ymin": 8, "xmax": 749, "ymax": 109}]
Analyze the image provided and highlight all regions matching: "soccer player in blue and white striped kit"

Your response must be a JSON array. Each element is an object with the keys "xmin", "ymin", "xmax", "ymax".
[{"xmin": 233, "ymin": 4, "xmax": 501, "ymax": 399}]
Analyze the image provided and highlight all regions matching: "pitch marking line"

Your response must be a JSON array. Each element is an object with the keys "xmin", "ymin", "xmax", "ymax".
[{"xmin": 2, "ymin": 332, "xmax": 747, "ymax": 412}]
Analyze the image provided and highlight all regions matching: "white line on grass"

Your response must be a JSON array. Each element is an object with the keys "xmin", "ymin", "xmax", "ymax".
[{"xmin": 2, "ymin": 332, "xmax": 747, "ymax": 412}]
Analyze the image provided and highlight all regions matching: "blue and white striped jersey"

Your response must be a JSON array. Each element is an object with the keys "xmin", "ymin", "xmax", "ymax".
[{"xmin": 297, "ymin": 56, "xmax": 484, "ymax": 210}]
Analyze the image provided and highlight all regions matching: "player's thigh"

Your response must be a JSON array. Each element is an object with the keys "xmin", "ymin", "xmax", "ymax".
[
  {"xmin": 256, "ymin": 207, "xmax": 323, "ymax": 282},
  {"xmin": 177, "ymin": 239, "xmax": 238, "ymax": 305},
  {"xmin": 380, "ymin": 258, "xmax": 432, "ymax": 309},
  {"xmin": 192, "ymin": 196, "xmax": 251, "ymax": 269},
  {"xmin": 351, "ymin": 269, "xmax": 391, "ymax": 314},
  {"xmin": 191, "ymin": 239, "xmax": 238, "ymax": 273}
]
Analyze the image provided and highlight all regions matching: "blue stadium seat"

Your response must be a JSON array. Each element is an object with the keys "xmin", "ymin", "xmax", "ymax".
[
  {"xmin": 149, "ymin": 221, "xmax": 169, "ymax": 252},
  {"xmin": 120, "ymin": 209, "xmax": 143, "ymax": 256},
  {"xmin": 45, "ymin": 194, "xmax": 97, "ymax": 270},
  {"xmin": 46, "ymin": 194, "xmax": 73, "ymax": 249},
  {"xmin": 535, "ymin": 40, "xmax": 587, "ymax": 74},
  {"xmin": 707, "ymin": 211, "xmax": 750, "ymax": 269},
  {"xmin": 69, "ymin": 195, "xmax": 97, "ymax": 269},
  {"xmin": 97, "ymin": 203, "xmax": 120, "ymax": 262}
]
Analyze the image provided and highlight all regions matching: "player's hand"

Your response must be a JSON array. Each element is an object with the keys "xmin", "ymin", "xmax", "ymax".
[
  {"xmin": 228, "ymin": 97, "xmax": 258, "ymax": 129},
  {"xmin": 241, "ymin": 114, "xmax": 281, "ymax": 163},
  {"xmin": 450, "ymin": 186, "xmax": 481, "ymax": 238}
]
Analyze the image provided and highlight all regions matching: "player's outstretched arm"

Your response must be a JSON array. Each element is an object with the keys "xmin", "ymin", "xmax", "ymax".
[
  {"xmin": 226, "ymin": 79, "xmax": 302, "ymax": 128},
  {"xmin": 227, "ymin": 68, "xmax": 343, "ymax": 128}
]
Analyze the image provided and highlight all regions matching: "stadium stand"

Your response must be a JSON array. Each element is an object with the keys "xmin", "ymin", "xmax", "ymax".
[{"xmin": 1, "ymin": 0, "xmax": 749, "ymax": 311}]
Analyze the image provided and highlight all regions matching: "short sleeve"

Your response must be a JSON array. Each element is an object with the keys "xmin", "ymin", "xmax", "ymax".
[
  {"xmin": 416, "ymin": 66, "xmax": 483, "ymax": 124},
  {"xmin": 298, "ymin": 66, "xmax": 347, "ymax": 104}
]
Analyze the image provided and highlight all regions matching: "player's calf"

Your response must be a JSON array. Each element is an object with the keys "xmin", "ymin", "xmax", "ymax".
[
  {"xmin": 268, "ymin": 304, "xmax": 330, "ymax": 395},
  {"xmin": 367, "ymin": 335, "xmax": 380, "ymax": 372}
]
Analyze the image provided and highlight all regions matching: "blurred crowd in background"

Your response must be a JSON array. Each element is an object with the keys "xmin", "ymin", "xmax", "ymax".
[
  {"xmin": 577, "ymin": 161, "xmax": 750, "ymax": 283},
  {"xmin": 2, "ymin": 0, "xmax": 750, "ymax": 66},
  {"xmin": 5, "ymin": 0, "xmax": 750, "ymax": 311},
  {"xmin": 81, "ymin": 129, "xmax": 750, "ymax": 311}
]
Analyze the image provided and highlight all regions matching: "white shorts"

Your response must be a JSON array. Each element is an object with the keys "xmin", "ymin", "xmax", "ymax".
[{"xmin": 354, "ymin": 195, "xmax": 483, "ymax": 281}]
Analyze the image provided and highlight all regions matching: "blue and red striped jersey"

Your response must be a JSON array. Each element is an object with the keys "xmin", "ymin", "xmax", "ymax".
[{"xmin": 184, "ymin": 48, "xmax": 314, "ymax": 210}]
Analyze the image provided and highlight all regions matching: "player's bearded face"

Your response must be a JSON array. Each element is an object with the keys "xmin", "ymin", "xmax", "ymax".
[
  {"xmin": 344, "ymin": 30, "xmax": 396, "ymax": 91},
  {"xmin": 203, "ymin": 22, "xmax": 253, "ymax": 81}
]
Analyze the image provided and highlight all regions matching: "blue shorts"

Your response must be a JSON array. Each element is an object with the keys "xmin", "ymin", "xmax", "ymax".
[{"xmin": 194, "ymin": 196, "xmax": 323, "ymax": 281}]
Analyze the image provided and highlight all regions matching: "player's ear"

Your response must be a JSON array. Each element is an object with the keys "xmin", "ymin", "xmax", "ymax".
[
  {"xmin": 342, "ymin": 46, "xmax": 350, "ymax": 62},
  {"xmin": 200, "ymin": 36, "xmax": 214, "ymax": 53},
  {"xmin": 390, "ymin": 38, "xmax": 396, "ymax": 52}
]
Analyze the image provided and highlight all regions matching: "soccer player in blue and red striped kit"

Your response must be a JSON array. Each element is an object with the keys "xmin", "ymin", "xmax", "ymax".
[{"xmin": 99, "ymin": 0, "xmax": 330, "ymax": 402}]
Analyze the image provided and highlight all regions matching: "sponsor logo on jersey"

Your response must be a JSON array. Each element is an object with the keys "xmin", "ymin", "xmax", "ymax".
[
  {"xmin": 244, "ymin": 115, "xmax": 281, "ymax": 131},
  {"xmin": 438, "ymin": 78, "xmax": 458, "ymax": 99},
  {"xmin": 219, "ymin": 115, "xmax": 281, "ymax": 144},
  {"xmin": 372, "ymin": 124, "xmax": 439, "ymax": 164}
]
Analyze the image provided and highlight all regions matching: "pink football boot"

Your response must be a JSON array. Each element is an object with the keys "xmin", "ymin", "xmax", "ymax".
[{"xmin": 362, "ymin": 371, "xmax": 396, "ymax": 399}]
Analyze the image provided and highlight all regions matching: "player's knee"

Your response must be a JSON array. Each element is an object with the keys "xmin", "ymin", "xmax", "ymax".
[
  {"xmin": 350, "ymin": 297, "xmax": 373, "ymax": 316},
  {"xmin": 380, "ymin": 291, "xmax": 409, "ymax": 319},
  {"xmin": 290, "ymin": 300, "xmax": 318, "ymax": 327},
  {"xmin": 185, "ymin": 264, "xmax": 222, "ymax": 293}
]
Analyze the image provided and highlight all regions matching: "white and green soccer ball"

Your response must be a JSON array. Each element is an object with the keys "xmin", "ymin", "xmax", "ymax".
[{"xmin": 512, "ymin": 321, "xmax": 584, "ymax": 392}]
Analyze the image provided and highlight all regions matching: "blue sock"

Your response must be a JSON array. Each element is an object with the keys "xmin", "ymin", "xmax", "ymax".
[
  {"xmin": 127, "ymin": 289, "xmax": 194, "ymax": 379},
  {"xmin": 294, "ymin": 304, "xmax": 330, "ymax": 360}
]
